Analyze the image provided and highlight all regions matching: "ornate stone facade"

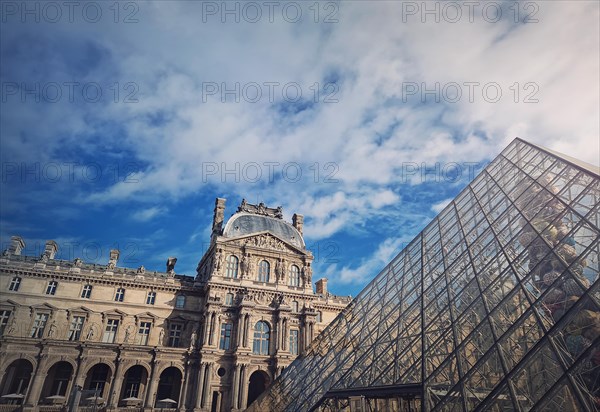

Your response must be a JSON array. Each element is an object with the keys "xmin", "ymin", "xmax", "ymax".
[{"xmin": 0, "ymin": 199, "xmax": 351, "ymax": 412}]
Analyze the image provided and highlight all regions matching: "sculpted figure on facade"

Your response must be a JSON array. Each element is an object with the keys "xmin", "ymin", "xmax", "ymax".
[
  {"xmin": 159, "ymin": 328, "xmax": 165, "ymax": 346},
  {"xmin": 303, "ymin": 264, "xmax": 312, "ymax": 285},
  {"xmin": 240, "ymin": 254, "xmax": 249, "ymax": 278},
  {"xmin": 275, "ymin": 258, "xmax": 285, "ymax": 283},
  {"xmin": 213, "ymin": 249, "xmax": 222, "ymax": 274},
  {"xmin": 137, "ymin": 265, "xmax": 146, "ymax": 274}
]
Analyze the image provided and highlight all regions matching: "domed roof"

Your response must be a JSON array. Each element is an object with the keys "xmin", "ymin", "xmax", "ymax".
[{"xmin": 222, "ymin": 212, "xmax": 305, "ymax": 249}]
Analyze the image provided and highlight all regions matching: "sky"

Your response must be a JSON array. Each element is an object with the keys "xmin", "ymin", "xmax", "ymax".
[{"xmin": 1, "ymin": 0, "xmax": 599, "ymax": 298}]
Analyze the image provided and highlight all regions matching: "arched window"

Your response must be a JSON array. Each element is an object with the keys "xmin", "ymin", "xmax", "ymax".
[
  {"xmin": 289, "ymin": 265, "xmax": 300, "ymax": 287},
  {"xmin": 225, "ymin": 293, "xmax": 234, "ymax": 305},
  {"xmin": 226, "ymin": 255, "xmax": 239, "ymax": 279},
  {"xmin": 252, "ymin": 321, "xmax": 270, "ymax": 355},
  {"xmin": 258, "ymin": 260, "xmax": 270, "ymax": 282}
]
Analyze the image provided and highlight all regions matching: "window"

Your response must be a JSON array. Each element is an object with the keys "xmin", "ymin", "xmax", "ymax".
[
  {"xmin": 289, "ymin": 265, "xmax": 300, "ymax": 287},
  {"xmin": 226, "ymin": 255, "xmax": 239, "ymax": 278},
  {"xmin": 289, "ymin": 329, "xmax": 299, "ymax": 355},
  {"xmin": 0, "ymin": 310, "xmax": 11, "ymax": 335},
  {"xmin": 46, "ymin": 280, "xmax": 58, "ymax": 295},
  {"xmin": 8, "ymin": 276, "xmax": 21, "ymax": 291},
  {"xmin": 30, "ymin": 313, "xmax": 49, "ymax": 338},
  {"xmin": 258, "ymin": 260, "xmax": 270, "ymax": 282},
  {"xmin": 219, "ymin": 323, "xmax": 233, "ymax": 350},
  {"xmin": 168, "ymin": 323, "xmax": 183, "ymax": 347},
  {"xmin": 115, "ymin": 287, "xmax": 125, "ymax": 302},
  {"xmin": 136, "ymin": 321, "xmax": 151, "ymax": 345},
  {"xmin": 81, "ymin": 284, "xmax": 93, "ymax": 299},
  {"xmin": 50, "ymin": 363, "xmax": 72, "ymax": 396},
  {"xmin": 252, "ymin": 321, "xmax": 270, "ymax": 355},
  {"xmin": 146, "ymin": 291, "xmax": 156, "ymax": 305},
  {"xmin": 68, "ymin": 316, "xmax": 85, "ymax": 341},
  {"xmin": 292, "ymin": 301, "xmax": 299, "ymax": 312},
  {"xmin": 316, "ymin": 310, "xmax": 322, "ymax": 323},
  {"xmin": 175, "ymin": 295, "xmax": 186, "ymax": 309},
  {"xmin": 123, "ymin": 367, "xmax": 143, "ymax": 398},
  {"xmin": 102, "ymin": 319, "xmax": 119, "ymax": 343},
  {"xmin": 225, "ymin": 293, "xmax": 234, "ymax": 305}
]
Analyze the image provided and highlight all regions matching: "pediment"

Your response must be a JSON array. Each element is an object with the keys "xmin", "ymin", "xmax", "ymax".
[
  {"xmin": 135, "ymin": 311, "xmax": 157, "ymax": 320},
  {"xmin": 102, "ymin": 308, "xmax": 127, "ymax": 318},
  {"xmin": 31, "ymin": 302, "xmax": 59, "ymax": 311},
  {"xmin": 221, "ymin": 232, "xmax": 307, "ymax": 255},
  {"xmin": 0, "ymin": 299, "xmax": 21, "ymax": 308},
  {"xmin": 68, "ymin": 306, "xmax": 92, "ymax": 314}
]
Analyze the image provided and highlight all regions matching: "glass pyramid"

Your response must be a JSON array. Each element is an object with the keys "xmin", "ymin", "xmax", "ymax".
[{"xmin": 247, "ymin": 138, "xmax": 600, "ymax": 411}]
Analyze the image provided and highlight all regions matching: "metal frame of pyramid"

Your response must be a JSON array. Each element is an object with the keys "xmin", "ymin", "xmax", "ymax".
[{"xmin": 247, "ymin": 138, "xmax": 600, "ymax": 412}]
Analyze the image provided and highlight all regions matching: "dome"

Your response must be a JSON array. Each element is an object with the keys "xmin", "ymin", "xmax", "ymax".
[{"xmin": 222, "ymin": 213, "xmax": 305, "ymax": 249}]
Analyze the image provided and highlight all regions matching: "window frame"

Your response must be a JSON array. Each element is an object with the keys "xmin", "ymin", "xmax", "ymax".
[
  {"xmin": 30, "ymin": 312, "xmax": 50, "ymax": 338},
  {"xmin": 175, "ymin": 295, "xmax": 186, "ymax": 309},
  {"xmin": 115, "ymin": 287, "xmax": 125, "ymax": 302},
  {"xmin": 102, "ymin": 318, "xmax": 119, "ymax": 343},
  {"xmin": 289, "ymin": 265, "xmax": 300, "ymax": 287},
  {"xmin": 8, "ymin": 276, "xmax": 21, "ymax": 291},
  {"xmin": 68, "ymin": 315, "xmax": 86, "ymax": 341},
  {"xmin": 225, "ymin": 255, "xmax": 239, "ymax": 279},
  {"xmin": 258, "ymin": 260, "xmax": 270, "ymax": 282},
  {"xmin": 219, "ymin": 322, "xmax": 233, "ymax": 350},
  {"xmin": 136, "ymin": 321, "xmax": 152, "ymax": 345},
  {"xmin": 168, "ymin": 323, "xmax": 183, "ymax": 347},
  {"xmin": 252, "ymin": 321, "xmax": 271, "ymax": 355},
  {"xmin": 146, "ymin": 291, "xmax": 156, "ymax": 305},
  {"xmin": 0, "ymin": 309, "xmax": 12, "ymax": 335},
  {"xmin": 225, "ymin": 293, "xmax": 234, "ymax": 305},
  {"xmin": 81, "ymin": 284, "xmax": 93, "ymax": 299},
  {"xmin": 45, "ymin": 280, "xmax": 58, "ymax": 295},
  {"xmin": 289, "ymin": 329, "xmax": 299, "ymax": 355}
]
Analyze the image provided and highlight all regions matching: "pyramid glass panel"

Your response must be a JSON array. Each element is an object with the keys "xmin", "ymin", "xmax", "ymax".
[{"xmin": 247, "ymin": 139, "xmax": 600, "ymax": 412}]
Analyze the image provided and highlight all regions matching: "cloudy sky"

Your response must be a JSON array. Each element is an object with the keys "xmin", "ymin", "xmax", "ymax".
[{"xmin": 1, "ymin": 0, "xmax": 598, "ymax": 297}]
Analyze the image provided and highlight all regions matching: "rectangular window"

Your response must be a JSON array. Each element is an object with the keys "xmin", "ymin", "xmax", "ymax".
[
  {"xmin": 46, "ymin": 280, "xmax": 58, "ymax": 295},
  {"xmin": 81, "ymin": 285, "xmax": 93, "ymax": 299},
  {"xmin": 8, "ymin": 277, "xmax": 21, "ymax": 291},
  {"xmin": 102, "ymin": 319, "xmax": 119, "ymax": 343},
  {"xmin": 68, "ymin": 316, "xmax": 85, "ymax": 341},
  {"xmin": 31, "ymin": 313, "xmax": 49, "ymax": 338},
  {"xmin": 115, "ymin": 288, "xmax": 125, "ymax": 302},
  {"xmin": 0, "ymin": 310, "xmax": 12, "ymax": 335},
  {"xmin": 146, "ymin": 291, "xmax": 156, "ymax": 305},
  {"xmin": 175, "ymin": 295, "xmax": 185, "ymax": 308},
  {"xmin": 136, "ymin": 322, "xmax": 151, "ymax": 345},
  {"xmin": 219, "ymin": 323, "xmax": 233, "ymax": 350},
  {"xmin": 289, "ymin": 329, "xmax": 299, "ymax": 355},
  {"xmin": 168, "ymin": 324, "xmax": 182, "ymax": 347}
]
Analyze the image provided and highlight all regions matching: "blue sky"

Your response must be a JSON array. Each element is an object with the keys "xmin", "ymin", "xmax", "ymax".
[{"xmin": 1, "ymin": 1, "xmax": 599, "ymax": 298}]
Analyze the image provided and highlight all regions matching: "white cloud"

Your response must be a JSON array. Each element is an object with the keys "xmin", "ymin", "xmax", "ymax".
[
  {"xmin": 131, "ymin": 207, "xmax": 167, "ymax": 222},
  {"xmin": 431, "ymin": 198, "xmax": 453, "ymax": 214}
]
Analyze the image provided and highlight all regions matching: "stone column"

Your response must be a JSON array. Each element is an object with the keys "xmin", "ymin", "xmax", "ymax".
[
  {"xmin": 243, "ymin": 315, "xmax": 250, "ymax": 348},
  {"xmin": 231, "ymin": 364, "xmax": 241, "ymax": 410},
  {"xmin": 178, "ymin": 360, "xmax": 191, "ymax": 411},
  {"xmin": 209, "ymin": 313, "xmax": 216, "ymax": 346},
  {"xmin": 194, "ymin": 363, "xmax": 206, "ymax": 410},
  {"xmin": 24, "ymin": 354, "xmax": 48, "ymax": 409},
  {"xmin": 144, "ymin": 361, "xmax": 160, "ymax": 411},
  {"xmin": 239, "ymin": 365, "xmax": 248, "ymax": 410},
  {"xmin": 108, "ymin": 357, "xmax": 124, "ymax": 407},
  {"xmin": 203, "ymin": 363, "xmax": 213, "ymax": 410},
  {"xmin": 203, "ymin": 313, "xmax": 212, "ymax": 345}
]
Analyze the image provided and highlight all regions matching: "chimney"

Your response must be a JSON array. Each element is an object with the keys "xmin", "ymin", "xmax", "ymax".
[
  {"xmin": 42, "ymin": 240, "xmax": 59, "ymax": 260},
  {"xmin": 316, "ymin": 278, "xmax": 328, "ymax": 295},
  {"xmin": 212, "ymin": 198, "xmax": 226, "ymax": 235},
  {"xmin": 8, "ymin": 236, "xmax": 25, "ymax": 255},
  {"xmin": 292, "ymin": 213, "xmax": 304, "ymax": 235}
]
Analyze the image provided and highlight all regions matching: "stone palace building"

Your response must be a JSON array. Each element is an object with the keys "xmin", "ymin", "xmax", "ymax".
[{"xmin": 0, "ymin": 198, "xmax": 352, "ymax": 412}]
